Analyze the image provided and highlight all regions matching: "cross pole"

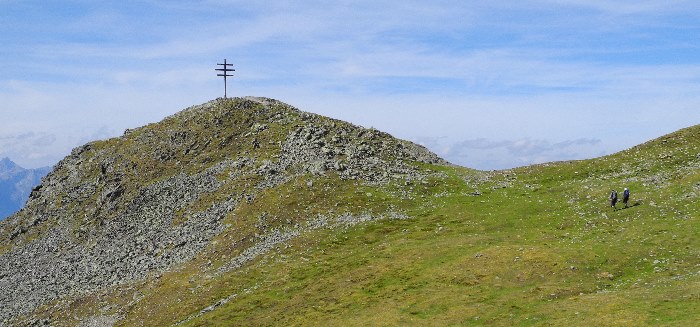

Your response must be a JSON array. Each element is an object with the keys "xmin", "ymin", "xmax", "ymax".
[{"xmin": 215, "ymin": 59, "xmax": 235, "ymax": 98}]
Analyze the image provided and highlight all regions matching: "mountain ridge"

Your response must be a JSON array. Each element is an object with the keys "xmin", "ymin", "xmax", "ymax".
[
  {"xmin": 0, "ymin": 97, "xmax": 698, "ymax": 326},
  {"xmin": 0, "ymin": 97, "xmax": 447, "ymax": 325}
]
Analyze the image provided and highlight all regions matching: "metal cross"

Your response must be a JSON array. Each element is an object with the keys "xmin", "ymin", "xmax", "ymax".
[{"xmin": 215, "ymin": 59, "xmax": 235, "ymax": 98}]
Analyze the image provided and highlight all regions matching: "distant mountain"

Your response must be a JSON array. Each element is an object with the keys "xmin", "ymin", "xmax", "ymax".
[{"xmin": 0, "ymin": 158, "xmax": 50, "ymax": 220}]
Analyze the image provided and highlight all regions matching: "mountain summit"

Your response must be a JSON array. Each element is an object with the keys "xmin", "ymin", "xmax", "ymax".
[
  {"xmin": 0, "ymin": 98, "xmax": 698, "ymax": 326},
  {"xmin": 0, "ymin": 97, "xmax": 446, "ymax": 325},
  {"xmin": 0, "ymin": 157, "xmax": 19, "ymax": 173}
]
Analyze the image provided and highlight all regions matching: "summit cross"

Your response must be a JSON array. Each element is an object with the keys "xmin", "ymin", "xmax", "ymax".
[{"xmin": 215, "ymin": 59, "xmax": 235, "ymax": 98}]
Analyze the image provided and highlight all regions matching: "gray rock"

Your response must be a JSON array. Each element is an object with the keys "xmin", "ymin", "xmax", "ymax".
[{"xmin": 0, "ymin": 97, "xmax": 448, "ymax": 325}]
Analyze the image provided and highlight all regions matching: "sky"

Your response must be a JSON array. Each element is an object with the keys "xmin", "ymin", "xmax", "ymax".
[{"xmin": 2, "ymin": 1, "xmax": 700, "ymax": 170}]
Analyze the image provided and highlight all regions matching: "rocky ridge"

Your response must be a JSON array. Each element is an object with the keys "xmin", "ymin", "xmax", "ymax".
[{"xmin": 0, "ymin": 97, "xmax": 446, "ymax": 325}]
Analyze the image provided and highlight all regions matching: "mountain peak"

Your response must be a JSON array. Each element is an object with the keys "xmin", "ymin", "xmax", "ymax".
[
  {"xmin": 0, "ymin": 157, "xmax": 19, "ymax": 171},
  {"xmin": 0, "ymin": 157, "xmax": 24, "ymax": 178},
  {"xmin": 0, "ymin": 157, "xmax": 49, "ymax": 220},
  {"xmin": 0, "ymin": 97, "xmax": 448, "ymax": 323},
  {"xmin": 1, "ymin": 98, "xmax": 697, "ymax": 325}
]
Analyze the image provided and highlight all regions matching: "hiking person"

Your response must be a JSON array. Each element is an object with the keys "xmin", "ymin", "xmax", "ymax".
[
  {"xmin": 623, "ymin": 188, "xmax": 630, "ymax": 208},
  {"xmin": 609, "ymin": 190, "xmax": 618, "ymax": 209}
]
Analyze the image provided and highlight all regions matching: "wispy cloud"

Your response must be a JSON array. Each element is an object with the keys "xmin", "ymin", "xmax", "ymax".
[
  {"xmin": 451, "ymin": 137, "xmax": 601, "ymax": 157},
  {"xmin": 0, "ymin": 132, "xmax": 57, "ymax": 168},
  {"xmin": 2, "ymin": 1, "xmax": 700, "ymax": 169},
  {"xmin": 417, "ymin": 137, "xmax": 604, "ymax": 170},
  {"xmin": 542, "ymin": 0, "xmax": 697, "ymax": 15}
]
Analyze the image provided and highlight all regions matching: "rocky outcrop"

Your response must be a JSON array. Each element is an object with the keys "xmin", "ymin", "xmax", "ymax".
[{"xmin": 0, "ymin": 97, "xmax": 447, "ymax": 325}]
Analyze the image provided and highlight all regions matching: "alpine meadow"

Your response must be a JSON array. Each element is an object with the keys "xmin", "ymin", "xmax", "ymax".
[{"xmin": 0, "ymin": 97, "xmax": 698, "ymax": 326}]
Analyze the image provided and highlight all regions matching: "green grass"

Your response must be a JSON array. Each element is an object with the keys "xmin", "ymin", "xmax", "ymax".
[
  {"xmin": 171, "ymin": 126, "xmax": 699, "ymax": 326},
  {"xmin": 11, "ymin": 99, "xmax": 699, "ymax": 326},
  {"xmin": 140, "ymin": 167, "xmax": 694, "ymax": 326}
]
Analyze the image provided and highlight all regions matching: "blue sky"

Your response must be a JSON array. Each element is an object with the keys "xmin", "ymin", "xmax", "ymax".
[{"xmin": 2, "ymin": 1, "xmax": 700, "ymax": 169}]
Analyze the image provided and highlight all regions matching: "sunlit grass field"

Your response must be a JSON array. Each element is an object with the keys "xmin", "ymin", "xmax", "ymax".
[
  {"xmin": 26, "ymin": 99, "xmax": 698, "ymax": 326},
  {"xmin": 119, "ymin": 126, "xmax": 698, "ymax": 326}
]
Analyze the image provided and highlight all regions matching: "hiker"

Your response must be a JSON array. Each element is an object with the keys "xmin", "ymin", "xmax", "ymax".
[
  {"xmin": 609, "ymin": 190, "xmax": 618, "ymax": 209},
  {"xmin": 623, "ymin": 188, "xmax": 630, "ymax": 208}
]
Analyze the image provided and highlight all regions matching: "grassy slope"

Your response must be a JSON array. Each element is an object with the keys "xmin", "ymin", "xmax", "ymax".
[
  {"xmin": 173, "ymin": 126, "xmax": 699, "ymax": 326},
  {"xmin": 29, "ymin": 112, "xmax": 699, "ymax": 326}
]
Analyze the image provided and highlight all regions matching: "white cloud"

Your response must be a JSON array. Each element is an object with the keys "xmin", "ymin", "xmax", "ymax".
[
  {"xmin": 0, "ymin": 132, "xmax": 57, "ymax": 168},
  {"xmin": 419, "ymin": 137, "xmax": 604, "ymax": 170},
  {"xmin": 542, "ymin": 0, "xmax": 696, "ymax": 15},
  {"xmin": 3, "ymin": 1, "xmax": 700, "ymax": 170}
]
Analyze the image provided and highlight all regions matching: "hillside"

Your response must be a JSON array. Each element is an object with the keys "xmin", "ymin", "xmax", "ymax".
[
  {"xmin": 0, "ymin": 97, "xmax": 698, "ymax": 326},
  {"xmin": 0, "ymin": 158, "xmax": 50, "ymax": 220}
]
